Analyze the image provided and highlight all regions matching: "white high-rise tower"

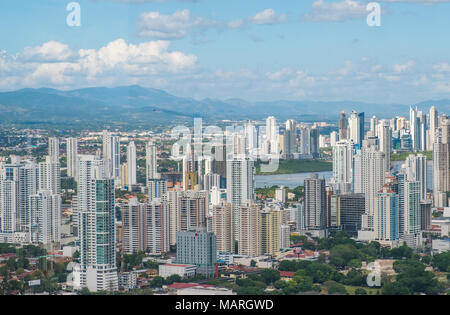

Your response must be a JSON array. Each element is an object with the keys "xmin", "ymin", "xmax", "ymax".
[
  {"xmin": 127, "ymin": 141, "xmax": 137, "ymax": 188},
  {"xmin": 102, "ymin": 131, "xmax": 121, "ymax": 180},
  {"xmin": 48, "ymin": 137, "xmax": 60, "ymax": 164},
  {"xmin": 146, "ymin": 142, "xmax": 160, "ymax": 180},
  {"xmin": 67, "ymin": 137, "xmax": 78, "ymax": 179}
]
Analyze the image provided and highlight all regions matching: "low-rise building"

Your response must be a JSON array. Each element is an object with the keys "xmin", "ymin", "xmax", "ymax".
[
  {"xmin": 159, "ymin": 264, "xmax": 197, "ymax": 279},
  {"xmin": 118, "ymin": 271, "xmax": 137, "ymax": 290},
  {"xmin": 167, "ymin": 283, "xmax": 235, "ymax": 295},
  {"xmin": 432, "ymin": 239, "xmax": 450, "ymax": 254}
]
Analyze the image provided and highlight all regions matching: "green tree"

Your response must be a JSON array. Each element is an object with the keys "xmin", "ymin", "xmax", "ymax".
[
  {"xmin": 150, "ymin": 276, "xmax": 164, "ymax": 288},
  {"xmin": 260, "ymin": 269, "xmax": 280, "ymax": 285},
  {"xmin": 355, "ymin": 288, "xmax": 367, "ymax": 295},
  {"xmin": 273, "ymin": 280, "xmax": 287, "ymax": 290},
  {"xmin": 432, "ymin": 251, "xmax": 450, "ymax": 272},
  {"xmin": 382, "ymin": 282, "xmax": 411, "ymax": 295}
]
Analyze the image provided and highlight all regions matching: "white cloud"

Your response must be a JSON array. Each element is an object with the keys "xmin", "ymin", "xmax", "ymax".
[
  {"xmin": 266, "ymin": 68, "xmax": 293, "ymax": 81},
  {"xmin": 137, "ymin": 8, "xmax": 287, "ymax": 39},
  {"xmin": 0, "ymin": 39, "xmax": 198, "ymax": 88},
  {"xmin": 393, "ymin": 61, "xmax": 415, "ymax": 73},
  {"xmin": 302, "ymin": 0, "xmax": 368, "ymax": 22},
  {"xmin": 248, "ymin": 9, "xmax": 287, "ymax": 25},
  {"xmin": 137, "ymin": 9, "xmax": 214, "ymax": 39},
  {"xmin": 433, "ymin": 62, "xmax": 450, "ymax": 73},
  {"xmin": 20, "ymin": 41, "xmax": 75, "ymax": 62}
]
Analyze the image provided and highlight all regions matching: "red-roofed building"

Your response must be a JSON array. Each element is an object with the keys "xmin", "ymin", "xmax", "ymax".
[
  {"xmin": 167, "ymin": 283, "xmax": 235, "ymax": 296},
  {"xmin": 279, "ymin": 271, "xmax": 295, "ymax": 280}
]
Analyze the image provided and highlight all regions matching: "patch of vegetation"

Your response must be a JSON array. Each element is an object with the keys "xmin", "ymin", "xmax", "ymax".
[{"xmin": 256, "ymin": 159, "xmax": 332, "ymax": 175}]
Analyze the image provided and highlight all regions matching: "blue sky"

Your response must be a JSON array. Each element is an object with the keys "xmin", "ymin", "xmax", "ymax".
[{"xmin": 0, "ymin": 0, "xmax": 449, "ymax": 104}]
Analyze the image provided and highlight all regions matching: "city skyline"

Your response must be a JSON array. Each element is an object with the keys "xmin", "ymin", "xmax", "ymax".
[{"xmin": 0, "ymin": 0, "xmax": 449, "ymax": 299}]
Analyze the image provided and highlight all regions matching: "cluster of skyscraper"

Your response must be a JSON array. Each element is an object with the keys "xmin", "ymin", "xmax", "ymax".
[
  {"xmin": 326, "ymin": 107, "xmax": 443, "ymax": 247},
  {"xmin": 1, "ymin": 106, "xmax": 447, "ymax": 293},
  {"xmin": 0, "ymin": 138, "xmax": 62, "ymax": 246}
]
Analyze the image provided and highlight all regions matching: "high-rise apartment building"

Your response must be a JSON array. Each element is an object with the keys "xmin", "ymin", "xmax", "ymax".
[
  {"xmin": 76, "ymin": 155, "xmax": 118, "ymax": 292},
  {"xmin": 30, "ymin": 191, "xmax": 61, "ymax": 245},
  {"xmin": 348, "ymin": 111, "xmax": 365, "ymax": 148},
  {"xmin": 238, "ymin": 202, "xmax": 261, "ymax": 257},
  {"xmin": 304, "ymin": 174, "xmax": 326, "ymax": 230},
  {"xmin": 404, "ymin": 154, "xmax": 427, "ymax": 200},
  {"xmin": 127, "ymin": 141, "xmax": 137, "ymax": 188},
  {"xmin": 48, "ymin": 137, "xmax": 60, "ymax": 164},
  {"xmin": 66, "ymin": 137, "xmax": 78, "ymax": 179},
  {"xmin": 376, "ymin": 182, "xmax": 399, "ymax": 241},
  {"xmin": 146, "ymin": 142, "xmax": 160, "ymax": 180},
  {"xmin": 332, "ymin": 139, "xmax": 355, "ymax": 193},
  {"xmin": 176, "ymin": 230, "xmax": 217, "ymax": 277},
  {"xmin": 338, "ymin": 111, "xmax": 348, "ymax": 140},
  {"xmin": 102, "ymin": 130, "xmax": 121, "ymax": 180},
  {"xmin": 353, "ymin": 146, "xmax": 386, "ymax": 234},
  {"xmin": 226, "ymin": 157, "xmax": 255, "ymax": 240},
  {"xmin": 212, "ymin": 202, "xmax": 233, "ymax": 253}
]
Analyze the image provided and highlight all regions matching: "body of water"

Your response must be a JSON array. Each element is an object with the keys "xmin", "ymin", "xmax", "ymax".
[
  {"xmin": 255, "ymin": 171, "xmax": 333, "ymax": 189},
  {"xmin": 255, "ymin": 160, "xmax": 432, "ymax": 190}
]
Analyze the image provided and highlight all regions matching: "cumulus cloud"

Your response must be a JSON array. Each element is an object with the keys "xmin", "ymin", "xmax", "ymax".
[
  {"xmin": 248, "ymin": 9, "xmax": 287, "ymax": 25},
  {"xmin": 137, "ymin": 8, "xmax": 287, "ymax": 39},
  {"xmin": 0, "ymin": 39, "xmax": 198, "ymax": 89},
  {"xmin": 137, "ymin": 9, "xmax": 216, "ymax": 39},
  {"xmin": 20, "ymin": 41, "xmax": 75, "ymax": 62}
]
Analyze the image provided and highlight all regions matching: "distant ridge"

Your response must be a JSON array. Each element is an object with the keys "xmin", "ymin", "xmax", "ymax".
[{"xmin": 0, "ymin": 85, "xmax": 448, "ymax": 127}]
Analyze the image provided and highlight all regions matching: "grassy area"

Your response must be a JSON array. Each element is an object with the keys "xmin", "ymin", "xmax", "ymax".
[
  {"xmin": 256, "ymin": 159, "xmax": 332, "ymax": 175},
  {"xmin": 344, "ymin": 285, "xmax": 381, "ymax": 295},
  {"xmin": 391, "ymin": 151, "xmax": 432, "ymax": 161}
]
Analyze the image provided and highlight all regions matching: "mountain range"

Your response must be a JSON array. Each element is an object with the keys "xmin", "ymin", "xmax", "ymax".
[{"xmin": 0, "ymin": 85, "xmax": 449, "ymax": 128}]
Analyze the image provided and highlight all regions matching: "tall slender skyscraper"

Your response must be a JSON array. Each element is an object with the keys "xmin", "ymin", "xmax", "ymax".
[
  {"xmin": 433, "ymin": 118, "xmax": 450, "ymax": 206},
  {"xmin": 127, "ymin": 141, "xmax": 137, "ymax": 188},
  {"xmin": 48, "ymin": 137, "xmax": 60, "ymax": 164},
  {"xmin": 402, "ymin": 181, "xmax": 421, "ymax": 247},
  {"xmin": 265, "ymin": 116, "xmax": 279, "ymax": 155},
  {"xmin": 410, "ymin": 107, "xmax": 421, "ymax": 152},
  {"xmin": 146, "ymin": 142, "xmax": 160, "ymax": 180},
  {"xmin": 348, "ymin": 111, "xmax": 364, "ymax": 148},
  {"xmin": 376, "ymin": 180, "xmax": 399, "ymax": 241},
  {"xmin": 377, "ymin": 120, "xmax": 392, "ymax": 171},
  {"xmin": 304, "ymin": 174, "xmax": 326, "ymax": 230},
  {"xmin": 66, "ymin": 137, "xmax": 78, "ymax": 179},
  {"xmin": 429, "ymin": 106, "xmax": 438, "ymax": 151},
  {"xmin": 39, "ymin": 156, "xmax": 61, "ymax": 195},
  {"xmin": 404, "ymin": 154, "xmax": 427, "ymax": 201},
  {"xmin": 332, "ymin": 139, "xmax": 355, "ymax": 193},
  {"xmin": 338, "ymin": 111, "xmax": 348, "ymax": 140},
  {"xmin": 76, "ymin": 156, "xmax": 118, "ymax": 292},
  {"xmin": 212, "ymin": 202, "xmax": 233, "ymax": 253},
  {"xmin": 370, "ymin": 116, "xmax": 378, "ymax": 137},
  {"xmin": 226, "ymin": 157, "xmax": 255, "ymax": 240},
  {"xmin": 238, "ymin": 202, "xmax": 261, "ymax": 257},
  {"xmin": 353, "ymin": 147, "xmax": 386, "ymax": 234},
  {"xmin": 102, "ymin": 131, "xmax": 121, "ymax": 180},
  {"xmin": 284, "ymin": 119, "xmax": 297, "ymax": 159}
]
